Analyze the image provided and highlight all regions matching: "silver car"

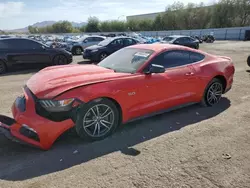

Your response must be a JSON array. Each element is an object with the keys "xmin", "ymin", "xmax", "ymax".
[{"xmin": 66, "ymin": 35, "xmax": 106, "ymax": 55}]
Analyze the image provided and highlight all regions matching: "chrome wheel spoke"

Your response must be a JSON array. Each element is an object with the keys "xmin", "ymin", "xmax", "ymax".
[
  {"xmin": 100, "ymin": 120, "xmax": 111, "ymax": 129},
  {"xmin": 91, "ymin": 108, "xmax": 97, "ymax": 117},
  {"xmin": 83, "ymin": 103, "xmax": 115, "ymax": 137},
  {"xmin": 101, "ymin": 107, "xmax": 112, "ymax": 118},
  {"xmin": 93, "ymin": 123, "xmax": 98, "ymax": 135},
  {"xmin": 206, "ymin": 82, "xmax": 223, "ymax": 105},
  {"xmin": 84, "ymin": 121, "xmax": 96, "ymax": 128}
]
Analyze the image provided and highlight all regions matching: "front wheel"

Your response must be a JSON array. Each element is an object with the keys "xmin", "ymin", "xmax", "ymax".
[
  {"xmin": 99, "ymin": 52, "xmax": 108, "ymax": 61},
  {"xmin": 247, "ymin": 55, "xmax": 250, "ymax": 67},
  {"xmin": 0, "ymin": 61, "xmax": 7, "ymax": 74},
  {"xmin": 200, "ymin": 78, "xmax": 223, "ymax": 107},
  {"xmin": 73, "ymin": 47, "xmax": 83, "ymax": 55},
  {"xmin": 75, "ymin": 98, "xmax": 120, "ymax": 141},
  {"xmin": 53, "ymin": 55, "xmax": 68, "ymax": 65}
]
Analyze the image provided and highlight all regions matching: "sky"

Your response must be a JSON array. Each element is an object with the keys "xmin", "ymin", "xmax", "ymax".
[{"xmin": 0, "ymin": 0, "xmax": 214, "ymax": 30}]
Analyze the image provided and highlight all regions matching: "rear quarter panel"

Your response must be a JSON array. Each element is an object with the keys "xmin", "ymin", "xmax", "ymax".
[{"xmin": 191, "ymin": 55, "xmax": 234, "ymax": 98}]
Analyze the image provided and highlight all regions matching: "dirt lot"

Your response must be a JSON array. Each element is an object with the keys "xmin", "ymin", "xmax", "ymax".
[{"xmin": 0, "ymin": 41, "xmax": 250, "ymax": 188}]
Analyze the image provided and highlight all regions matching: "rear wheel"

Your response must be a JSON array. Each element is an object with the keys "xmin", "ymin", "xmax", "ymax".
[
  {"xmin": 53, "ymin": 55, "xmax": 68, "ymax": 65},
  {"xmin": 0, "ymin": 61, "xmax": 7, "ymax": 74},
  {"xmin": 200, "ymin": 78, "xmax": 223, "ymax": 107},
  {"xmin": 73, "ymin": 47, "xmax": 83, "ymax": 55},
  {"xmin": 247, "ymin": 55, "xmax": 250, "ymax": 67},
  {"xmin": 75, "ymin": 98, "xmax": 120, "ymax": 141}
]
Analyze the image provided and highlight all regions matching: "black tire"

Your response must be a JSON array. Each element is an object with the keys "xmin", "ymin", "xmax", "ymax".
[
  {"xmin": 99, "ymin": 52, "xmax": 108, "ymax": 61},
  {"xmin": 0, "ymin": 60, "xmax": 7, "ymax": 75},
  {"xmin": 73, "ymin": 46, "xmax": 83, "ymax": 55},
  {"xmin": 75, "ymin": 98, "xmax": 120, "ymax": 141},
  {"xmin": 247, "ymin": 56, "xmax": 250, "ymax": 67},
  {"xmin": 200, "ymin": 78, "xmax": 223, "ymax": 107},
  {"xmin": 53, "ymin": 55, "xmax": 68, "ymax": 65}
]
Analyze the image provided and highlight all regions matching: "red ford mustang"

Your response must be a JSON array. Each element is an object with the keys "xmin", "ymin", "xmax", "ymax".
[{"xmin": 0, "ymin": 44, "xmax": 235, "ymax": 150}]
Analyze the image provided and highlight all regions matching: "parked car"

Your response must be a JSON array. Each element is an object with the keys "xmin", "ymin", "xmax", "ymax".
[
  {"xmin": 0, "ymin": 38, "xmax": 72, "ymax": 74},
  {"xmin": 202, "ymin": 35, "xmax": 215, "ymax": 43},
  {"xmin": 247, "ymin": 55, "xmax": 250, "ymax": 67},
  {"xmin": 66, "ymin": 35, "xmax": 106, "ymax": 55},
  {"xmin": 161, "ymin": 35, "xmax": 200, "ymax": 49},
  {"xmin": 0, "ymin": 43, "xmax": 234, "ymax": 150},
  {"xmin": 83, "ymin": 36, "xmax": 139, "ymax": 62}
]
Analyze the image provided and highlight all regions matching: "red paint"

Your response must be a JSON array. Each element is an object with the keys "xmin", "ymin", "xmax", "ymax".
[{"xmin": 0, "ymin": 44, "xmax": 235, "ymax": 150}]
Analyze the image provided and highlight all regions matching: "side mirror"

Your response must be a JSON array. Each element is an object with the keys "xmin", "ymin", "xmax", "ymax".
[
  {"xmin": 41, "ymin": 45, "xmax": 46, "ymax": 49},
  {"xmin": 174, "ymin": 40, "xmax": 179, "ymax": 44},
  {"xmin": 145, "ymin": 64, "xmax": 165, "ymax": 74},
  {"xmin": 83, "ymin": 40, "xmax": 88, "ymax": 43}
]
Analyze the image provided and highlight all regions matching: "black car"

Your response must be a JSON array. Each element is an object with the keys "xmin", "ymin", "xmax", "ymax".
[
  {"xmin": 83, "ymin": 37, "xmax": 139, "ymax": 62},
  {"xmin": 0, "ymin": 38, "xmax": 72, "ymax": 74},
  {"xmin": 161, "ymin": 35, "xmax": 199, "ymax": 49}
]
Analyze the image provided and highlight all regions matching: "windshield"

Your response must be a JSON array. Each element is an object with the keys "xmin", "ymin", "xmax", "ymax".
[
  {"xmin": 98, "ymin": 48, "xmax": 154, "ymax": 73},
  {"xmin": 163, "ymin": 37, "xmax": 175, "ymax": 41},
  {"xmin": 98, "ymin": 38, "xmax": 113, "ymax": 46}
]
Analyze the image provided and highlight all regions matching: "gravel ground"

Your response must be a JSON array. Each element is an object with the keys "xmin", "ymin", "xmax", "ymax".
[{"xmin": 0, "ymin": 41, "xmax": 250, "ymax": 188}]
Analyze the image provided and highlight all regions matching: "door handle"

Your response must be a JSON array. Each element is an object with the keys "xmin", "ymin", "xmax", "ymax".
[{"xmin": 185, "ymin": 72, "xmax": 194, "ymax": 76}]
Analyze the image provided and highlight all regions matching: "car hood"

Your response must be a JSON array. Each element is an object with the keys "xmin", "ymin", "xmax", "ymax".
[{"xmin": 26, "ymin": 64, "xmax": 131, "ymax": 99}]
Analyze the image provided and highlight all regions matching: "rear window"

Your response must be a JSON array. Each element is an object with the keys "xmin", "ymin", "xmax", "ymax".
[
  {"xmin": 163, "ymin": 37, "xmax": 175, "ymax": 41},
  {"xmin": 190, "ymin": 52, "xmax": 205, "ymax": 63}
]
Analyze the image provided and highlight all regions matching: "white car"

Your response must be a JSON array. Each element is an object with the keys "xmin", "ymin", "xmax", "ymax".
[{"xmin": 66, "ymin": 35, "xmax": 106, "ymax": 55}]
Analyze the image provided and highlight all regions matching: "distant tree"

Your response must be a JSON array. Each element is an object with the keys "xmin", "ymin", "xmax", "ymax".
[
  {"xmin": 152, "ymin": 15, "xmax": 164, "ymax": 31},
  {"xmin": 138, "ymin": 20, "xmax": 153, "ymax": 31},
  {"xmin": 85, "ymin": 16, "xmax": 100, "ymax": 32}
]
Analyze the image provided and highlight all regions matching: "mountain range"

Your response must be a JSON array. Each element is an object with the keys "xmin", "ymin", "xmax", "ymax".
[{"xmin": 5, "ymin": 21, "xmax": 87, "ymax": 33}]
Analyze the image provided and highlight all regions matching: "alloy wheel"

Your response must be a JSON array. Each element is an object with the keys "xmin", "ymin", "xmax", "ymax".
[
  {"xmin": 206, "ymin": 82, "xmax": 223, "ymax": 105},
  {"xmin": 100, "ymin": 53, "xmax": 107, "ymax": 60},
  {"xmin": 57, "ymin": 55, "xmax": 67, "ymax": 65},
  {"xmin": 83, "ymin": 104, "xmax": 115, "ymax": 137},
  {"xmin": 76, "ymin": 48, "xmax": 82, "ymax": 55}
]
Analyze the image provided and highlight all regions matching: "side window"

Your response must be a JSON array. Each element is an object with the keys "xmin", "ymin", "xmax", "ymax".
[
  {"xmin": 17, "ymin": 39, "xmax": 41, "ymax": 49},
  {"xmin": 0, "ymin": 39, "xmax": 41, "ymax": 49},
  {"xmin": 110, "ymin": 39, "xmax": 123, "ymax": 46},
  {"xmin": 183, "ymin": 37, "xmax": 192, "ymax": 42},
  {"xmin": 86, "ymin": 37, "xmax": 94, "ymax": 42},
  {"xmin": 149, "ymin": 50, "xmax": 191, "ymax": 69},
  {"xmin": 94, "ymin": 37, "xmax": 104, "ymax": 42},
  {"xmin": 124, "ymin": 38, "xmax": 136, "ymax": 46},
  {"xmin": 190, "ymin": 52, "xmax": 205, "ymax": 63},
  {"xmin": 175, "ymin": 38, "xmax": 184, "ymax": 43},
  {"xmin": 163, "ymin": 51, "xmax": 190, "ymax": 68}
]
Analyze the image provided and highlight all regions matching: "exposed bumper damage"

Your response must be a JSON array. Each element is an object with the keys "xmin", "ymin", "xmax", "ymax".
[{"xmin": 0, "ymin": 87, "xmax": 75, "ymax": 150}]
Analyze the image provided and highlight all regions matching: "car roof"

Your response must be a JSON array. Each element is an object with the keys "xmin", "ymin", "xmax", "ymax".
[
  {"xmin": 127, "ymin": 43, "xmax": 193, "ymax": 52},
  {"xmin": 87, "ymin": 35, "xmax": 106, "ymax": 38}
]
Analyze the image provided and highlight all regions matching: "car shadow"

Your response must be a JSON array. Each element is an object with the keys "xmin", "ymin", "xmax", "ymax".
[
  {"xmin": 246, "ymin": 70, "xmax": 250, "ymax": 73},
  {"xmin": 0, "ymin": 98, "xmax": 231, "ymax": 181}
]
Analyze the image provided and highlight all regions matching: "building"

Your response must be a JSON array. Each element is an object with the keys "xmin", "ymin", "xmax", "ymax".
[{"xmin": 126, "ymin": 11, "xmax": 164, "ymax": 21}]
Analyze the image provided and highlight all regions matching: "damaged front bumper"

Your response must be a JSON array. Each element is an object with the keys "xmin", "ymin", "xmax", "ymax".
[{"xmin": 0, "ymin": 87, "xmax": 75, "ymax": 150}]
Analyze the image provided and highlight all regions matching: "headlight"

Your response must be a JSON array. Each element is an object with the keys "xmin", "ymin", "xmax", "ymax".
[
  {"xmin": 39, "ymin": 98, "xmax": 75, "ymax": 112},
  {"xmin": 91, "ymin": 49, "xmax": 98, "ymax": 52}
]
